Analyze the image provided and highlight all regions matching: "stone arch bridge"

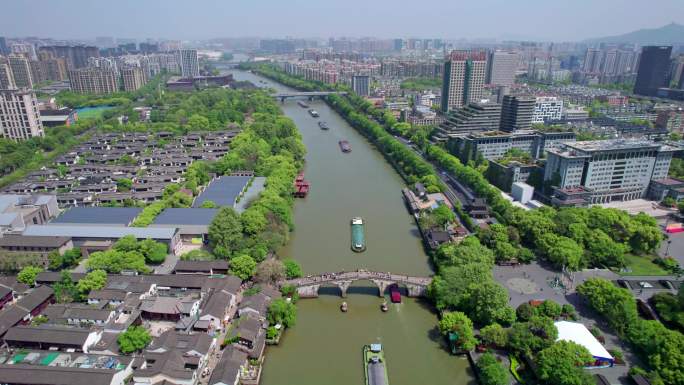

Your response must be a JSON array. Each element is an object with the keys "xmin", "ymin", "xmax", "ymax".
[{"xmin": 279, "ymin": 270, "xmax": 433, "ymax": 298}]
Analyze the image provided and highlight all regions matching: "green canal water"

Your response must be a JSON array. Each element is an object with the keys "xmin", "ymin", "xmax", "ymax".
[{"xmin": 231, "ymin": 70, "xmax": 475, "ymax": 385}]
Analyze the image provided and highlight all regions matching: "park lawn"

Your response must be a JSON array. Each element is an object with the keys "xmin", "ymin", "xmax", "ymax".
[
  {"xmin": 77, "ymin": 106, "xmax": 113, "ymax": 119},
  {"xmin": 621, "ymin": 254, "xmax": 669, "ymax": 276}
]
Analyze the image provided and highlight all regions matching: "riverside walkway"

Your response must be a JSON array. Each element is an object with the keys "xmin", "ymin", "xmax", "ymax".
[{"xmin": 279, "ymin": 269, "xmax": 432, "ymax": 298}]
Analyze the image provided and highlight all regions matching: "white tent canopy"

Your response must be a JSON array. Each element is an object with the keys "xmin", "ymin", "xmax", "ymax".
[{"xmin": 554, "ymin": 321, "xmax": 613, "ymax": 361}]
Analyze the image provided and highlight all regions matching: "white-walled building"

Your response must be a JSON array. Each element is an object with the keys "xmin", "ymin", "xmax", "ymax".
[{"xmin": 0, "ymin": 89, "xmax": 44, "ymax": 140}]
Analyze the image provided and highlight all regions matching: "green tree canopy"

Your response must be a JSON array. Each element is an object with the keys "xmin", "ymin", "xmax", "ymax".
[
  {"xmin": 477, "ymin": 352, "xmax": 510, "ymax": 385},
  {"xmin": 267, "ymin": 298, "xmax": 297, "ymax": 328},
  {"xmin": 438, "ymin": 311, "xmax": 477, "ymax": 351},
  {"xmin": 117, "ymin": 326, "xmax": 152, "ymax": 354},
  {"xmin": 283, "ymin": 259, "xmax": 302, "ymax": 279},
  {"xmin": 208, "ymin": 207, "xmax": 243, "ymax": 259},
  {"xmin": 536, "ymin": 341, "xmax": 594, "ymax": 385},
  {"xmin": 17, "ymin": 266, "xmax": 43, "ymax": 286},
  {"xmin": 229, "ymin": 254, "xmax": 257, "ymax": 280}
]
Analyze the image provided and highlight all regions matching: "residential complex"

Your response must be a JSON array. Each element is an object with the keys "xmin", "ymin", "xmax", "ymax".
[
  {"xmin": 0, "ymin": 89, "xmax": 44, "ymax": 140},
  {"xmin": 440, "ymin": 50, "xmax": 487, "ymax": 112},
  {"xmin": 121, "ymin": 66, "xmax": 145, "ymax": 92},
  {"xmin": 176, "ymin": 49, "xmax": 199, "ymax": 78},
  {"xmin": 435, "ymin": 101, "xmax": 502, "ymax": 139},
  {"xmin": 8, "ymin": 55, "xmax": 33, "ymax": 89},
  {"xmin": 68, "ymin": 68, "xmax": 118, "ymax": 94},
  {"xmin": 351, "ymin": 75, "xmax": 370, "ymax": 97},
  {"xmin": 544, "ymin": 139, "xmax": 677, "ymax": 204}
]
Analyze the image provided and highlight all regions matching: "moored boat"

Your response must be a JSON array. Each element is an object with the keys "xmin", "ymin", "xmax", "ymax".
[
  {"xmin": 351, "ymin": 217, "xmax": 366, "ymax": 252},
  {"xmin": 308, "ymin": 109, "xmax": 319, "ymax": 117},
  {"xmin": 363, "ymin": 344, "xmax": 389, "ymax": 385},
  {"xmin": 381, "ymin": 301, "xmax": 388, "ymax": 312},
  {"xmin": 389, "ymin": 284, "xmax": 401, "ymax": 303},
  {"xmin": 340, "ymin": 301, "xmax": 348, "ymax": 312},
  {"xmin": 297, "ymin": 100, "xmax": 309, "ymax": 108},
  {"xmin": 318, "ymin": 121, "xmax": 329, "ymax": 130},
  {"xmin": 339, "ymin": 140, "xmax": 351, "ymax": 153}
]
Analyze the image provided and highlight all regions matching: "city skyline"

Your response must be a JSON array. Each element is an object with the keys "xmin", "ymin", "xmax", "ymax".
[{"xmin": 1, "ymin": 0, "xmax": 684, "ymax": 42}]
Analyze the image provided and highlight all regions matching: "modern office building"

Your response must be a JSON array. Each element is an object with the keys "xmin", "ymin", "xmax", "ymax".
[
  {"xmin": 0, "ymin": 89, "xmax": 45, "ymax": 140},
  {"xmin": 441, "ymin": 50, "xmax": 487, "ymax": 112},
  {"xmin": 38, "ymin": 45, "xmax": 99, "ymax": 69},
  {"xmin": 447, "ymin": 130, "xmax": 575, "ymax": 162},
  {"xmin": 533, "ymin": 96, "xmax": 563, "ymax": 123},
  {"xmin": 0, "ymin": 63, "xmax": 15, "ymax": 89},
  {"xmin": 435, "ymin": 101, "xmax": 501, "ymax": 140},
  {"xmin": 500, "ymin": 95, "xmax": 535, "ymax": 132},
  {"xmin": 176, "ymin": 49, "xmax": 199, "ymax": 78},
  {"xmin": 486, "ymin": 51, "xmax": 518, "ymax": 87},
  {"xmin": 121, "ymin": 67, "xmax": 145, "ymax": 92},
  {"xmin": 8, "ymin": 55, "xmax": 33, "ymax": 89},
  {"xmin": 68, "ymin": 68, "xmax": 118, "ymax": 94},
  {"xmin": 351, "ymin": 75, "xmax": 370, "ymax": 97},
  {"xmin": 634, "ymin": 46, "xmax": 672, "ymax": 97},
  {"xmin": 544, "ymin": 139, "xmax": 677, "ymax": 203},
  {"xmin": 259, "ymin": 39, "xmax": 296, "ymax": 54}
]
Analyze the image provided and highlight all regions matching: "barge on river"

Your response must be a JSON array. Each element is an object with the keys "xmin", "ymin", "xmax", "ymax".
[
  {"xmin": 364, "ymin": 344, "xmax": 389, "ymax": 385},
  {"xmin": 339, "ymin": 140, "xmax": 351, "ymax": 153},
  {"xmin": 297, "ymin": 100, "xmax": 309, "ymax": 108},
  {"xmin": 293, "ymin": 172, "xmax": 310, "ymax": 198},
  {"xmin": 351, "ymin": 217, "xmax": 366, "ymax": 252},
  {"xmin": 308, "ymin": 109, "xmax": 319, "ymax": 117},
  {"xmin": 318, "ymin": 121, "xmax": 329, "ymax": 130}
]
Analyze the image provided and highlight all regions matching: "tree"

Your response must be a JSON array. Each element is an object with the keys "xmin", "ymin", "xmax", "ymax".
[
  {"xmin": 431, "ymin": 205, "xmax": 456, "ymax": 227},
  {"xmin": 536, "ymin": 300, "xmax": 563, "ymax": 319},
  {"xmin": 116, "ymin": 178, "xmax": 132, "ymax": 192},
  {"xmin": 208, "ymin": 207, "xmax": 243, "ymax": 259},
  {"xmin": 465, "ymin": 281, "xmax": 516, "ymax": 326},
  {"xmin": 267, "ymin": 298, "xmax": 297, "ymax": 327},
  {"xmin": 480, "ymin": 323, "xmax": 508, "ymax": 348},
  {"xmin": 86, "ymin": 249, "xmax": 150, "ymax": 274},
  {"xmin": 438, "ymin": 311, "xmax": 477, "ymax": 351},
  {"xmin": 428, "ymin": 263, "xmax": 491, "ymax": 311},
  {"xmin": 230, "ymin": 254, "xmax": 257, "ymax": 280},
  {"xmin": 536, "ymin": 341, "xmax": 594, "ymax": 385},
  {"xmin": 48, "ymin": 248, "xmax": 82, "ymax": 270},
  {"xmin": 508, "ymin": 316, "xmax": 558, "ymax": 354},
  {"xmin": 53, "ymin": 271, "xmax": 78, "ymax": 303},
  {"xmin": 283, "ymin": 259, "xmax": 302, "ymax": 279},
  {"xmin": 577, "ymin": 278, "xmax": 637, "ymax": 336},
  {"xmin": 76, "ymin": 270, "xmax": 107, "ymax": 298},
  {"xmin": 117, "ymin": 326, "xmax": 152, "ymax": 354},
  {"xmin": 538, "ymin": 234, "xmax": 584, "ymax": 271},
  {"xmin": 585, "ymin": 229, "xmax": 627, "ymax": 268},
  {"xmin": 113, "ymin": 235, "xmax": 139, "ymax": 252},
  {"xmin": 477, "ymin": 352, "xmax": 510, "ymax": 385},
  {"xmin": 138, "ymin": 239, "xmax": 167, "ymax": 264},
  {"xmin": 255, "ymin": 259, "xmax": 285, "ymax": 284},
  {"xmin": 17, "ymin": 266, "xmax": 43, "ymax": 286},
  {"xmin": 516, "ymin": 303, "xmax": 535, "ymax": 322}
]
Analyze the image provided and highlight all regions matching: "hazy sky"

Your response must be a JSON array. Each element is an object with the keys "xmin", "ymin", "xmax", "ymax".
[{"xmin": 2, "ymin": 0, "xmax": 683, "ymax": 41}]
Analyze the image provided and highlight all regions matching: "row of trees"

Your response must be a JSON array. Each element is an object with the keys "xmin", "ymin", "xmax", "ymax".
[{"xmin": 578, "ymin": 278, "xmax": 684, "ymax": 385}]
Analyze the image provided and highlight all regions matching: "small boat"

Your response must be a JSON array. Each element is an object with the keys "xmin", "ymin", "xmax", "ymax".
[
  {"xmin": 381, "ymin": 301, "xmax": 388, "ymax": 312},
  {"xmin": 389, "ymin": 284, "xmax": 401, "ymax": 303},
  {"xmin": 308, "ymin": 109, "xmax": 319, "ymax": 117},
  {"xmin": 318, "ymin": 121, "xmax": 329, "ymax": 130},
  {"xmin": 339, "ymin": 140, "xmax": 352, "ymax": 153},
  {"xmin": 363, "ymin": 344, "xmax": 389, "ymax": 385},
  {"xmin": 340, "ymin": 301, "xmax": 348, "ymax": 312},
  {"xmin": 351, "ymin": 217, "xmax": 366, "ymax": 252},
  {"xmin": 298, "ymin": 100, "xmax": 309, "ymax": 108}
]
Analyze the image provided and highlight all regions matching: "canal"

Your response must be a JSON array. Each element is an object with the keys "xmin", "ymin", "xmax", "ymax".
[{"xmin": 231, "ymin": 69, "xmax": 475, "ymax": 385}]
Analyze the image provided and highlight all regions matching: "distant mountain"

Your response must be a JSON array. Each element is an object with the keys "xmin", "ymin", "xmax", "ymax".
[{"xmin": 584, "ymin": 23, "xmax": 684, "ymax": 45}]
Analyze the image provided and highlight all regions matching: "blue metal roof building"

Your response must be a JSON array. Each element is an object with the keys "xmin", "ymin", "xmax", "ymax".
[
  {"xmin": 50, "ymin": 207, "xmax": 143, "ymax": 226},
  {"xmin": 192, "ymin": 176, "xmax": 250, "ymax": 208}
]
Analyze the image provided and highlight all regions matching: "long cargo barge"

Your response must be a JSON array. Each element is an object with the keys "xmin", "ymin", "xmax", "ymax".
[
  {"xmin": 351, "ymin": 217, "xmax": 366, "ymax": 252},
  {"xmin": 364, "ymin": 344, "xmax": 389, "ymax": 385}
]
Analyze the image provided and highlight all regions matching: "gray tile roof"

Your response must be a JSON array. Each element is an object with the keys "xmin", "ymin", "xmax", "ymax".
[
  {"xmin": 23, "ymin": 225, "xmax": 178, "ymax": 240},
  {"xmin": 51, "ymin": 207, "xmax": 143, "ymax": 225},
  {"xmin": 152, "ymin": 208, "xmax": 219, "ymax": 226}
]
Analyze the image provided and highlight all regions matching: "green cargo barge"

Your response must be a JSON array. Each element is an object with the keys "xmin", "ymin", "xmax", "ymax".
[
  {"xmin": 351, "ymin": 217, "xmax": 366, "ymax": 252},
  {"xmin": 363, "ymin": 344, "xmax": 389, "ymax": 385}
]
